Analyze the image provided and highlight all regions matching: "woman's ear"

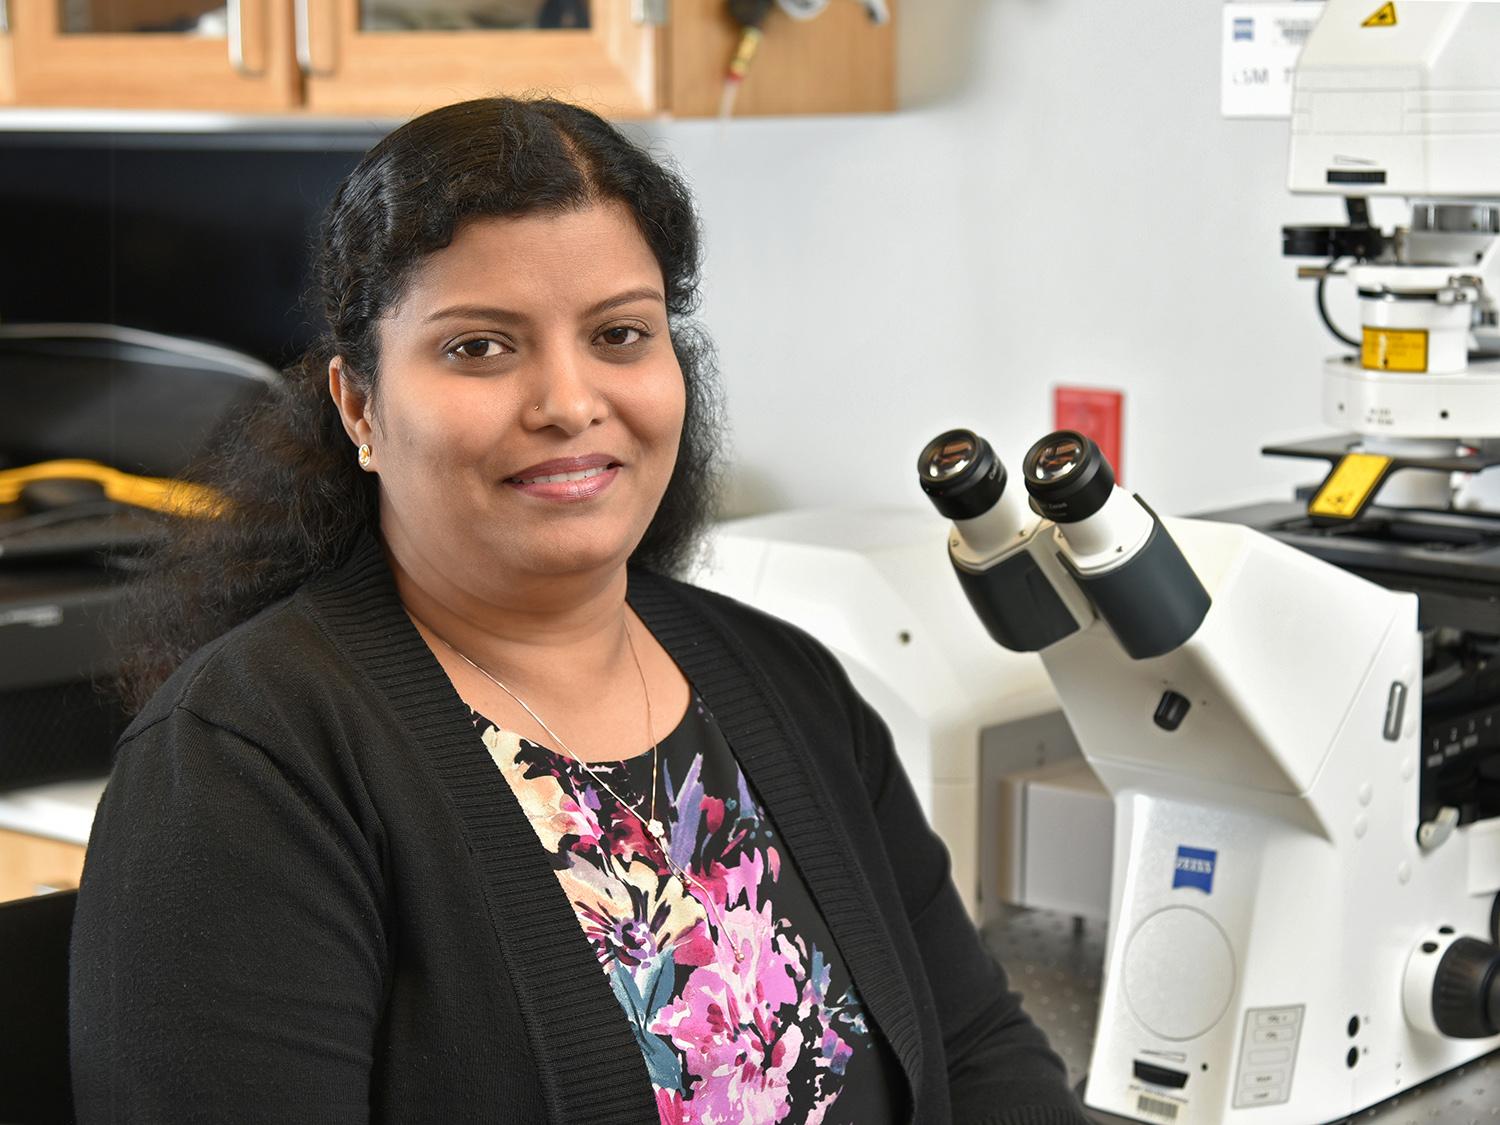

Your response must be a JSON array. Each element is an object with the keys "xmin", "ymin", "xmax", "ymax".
[{"xmin": 328, "ymin": 356, "xmax": 373, "ymax": 446}]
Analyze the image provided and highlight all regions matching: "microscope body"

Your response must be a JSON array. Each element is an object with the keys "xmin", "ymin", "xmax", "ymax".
[
  {"xmin": 922, "ymin": 429, "xmax": 1500, "ymax": 1124},
  {"xmin": 1052, "ymin": 518, "xmax": 1500, "ymax": 1124}
]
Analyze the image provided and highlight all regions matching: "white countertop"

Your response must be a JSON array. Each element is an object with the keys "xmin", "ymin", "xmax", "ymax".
[{"xmin": 0, "ymin": 777, "xmax": 106, "ymax": 846}]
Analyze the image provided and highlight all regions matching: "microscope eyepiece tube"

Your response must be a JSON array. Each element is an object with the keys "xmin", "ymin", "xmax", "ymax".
[
  {"xmin": 1023, "ymin": 430, "xmax": 1149, "ymax": 560},
  {"xmin": 1021, "ymin": 430, "xmax": 1115, "ymax": 523},
  {"xmin": 1017, "ymin": 430, "xmax": 1211, "ymax": 659},
  {"xmin": 918, "ymin": 429, "xmax": 1009, "ymax": 520},
  {"xmin": 918, "ymin": 428, "xmax": 1088, "ymax": 652}
]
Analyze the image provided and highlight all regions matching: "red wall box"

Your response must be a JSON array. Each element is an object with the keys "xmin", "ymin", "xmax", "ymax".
[{"xmin": 1053, "ymin": 386, "xmax": 1124, "ymax": 487}]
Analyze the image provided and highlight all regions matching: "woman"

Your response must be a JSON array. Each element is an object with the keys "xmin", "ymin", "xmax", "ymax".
[{"xmin": 69, "ymin": 97, "xmax": 1087, "ymax": 1124}]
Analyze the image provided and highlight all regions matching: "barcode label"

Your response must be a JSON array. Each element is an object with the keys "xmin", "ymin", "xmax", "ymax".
[{"xmin": 1137, "ymin": 1094, "xmax": 1180, "ymax": 1120}]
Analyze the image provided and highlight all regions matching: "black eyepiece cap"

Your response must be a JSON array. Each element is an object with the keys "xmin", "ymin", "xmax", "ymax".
[
  {"xmin": 1022, "ymin": 430, "xmax": 1115, "ymax": 523},
  {"xmin": 918, "ymin": 429, "xmax": 1008, "ymax": 521}
]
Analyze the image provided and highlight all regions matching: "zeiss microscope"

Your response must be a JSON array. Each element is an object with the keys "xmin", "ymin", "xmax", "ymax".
[
  {"xmin": 918, "ymin": 426, "xmax": 1500, "ymax": 1125},
  {"xmin": 916, "ymin": 5, "xmax": 1500, "ymax": 1120}
]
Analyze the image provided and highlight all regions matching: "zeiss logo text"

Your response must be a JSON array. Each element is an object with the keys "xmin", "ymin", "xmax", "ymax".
[{"xmin": 1173, "ymin": 846, "xmax": 1217, "ymax": 894}]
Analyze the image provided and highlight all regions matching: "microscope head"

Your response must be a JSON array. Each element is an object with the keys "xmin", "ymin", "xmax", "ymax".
[
  {"xmin": 1288, "ymin": 0, "xmax": 1500, "ymax": 203},
  {"xmin": 1281, "ymin": 1, "xmax": 1500, "ymax": 439},
  {"xmin": 1285, "ymin": 0, "xmax": 1500, "ymax": 277}
]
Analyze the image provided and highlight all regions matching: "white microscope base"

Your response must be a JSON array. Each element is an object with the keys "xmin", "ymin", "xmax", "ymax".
[{"xmin": 982, "ymin": 908, "xmax": 1500, "ymax": 1125}]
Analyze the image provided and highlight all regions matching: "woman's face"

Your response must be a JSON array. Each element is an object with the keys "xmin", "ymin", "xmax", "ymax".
[{"xmin": 339, "ymin": 202, "xmax": 686, "ymax": 592}]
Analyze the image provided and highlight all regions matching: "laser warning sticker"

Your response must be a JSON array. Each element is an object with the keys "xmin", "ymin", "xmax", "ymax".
[
  {"xmin": 1308, "ymin": 452, "xmax": 1392, "ymax": 521},
  {"xmin": 1173, "ymin": 846, "xmax": 1217, "ymax": 894},
  {"xmin": 1362, "ymin": 2, "xmax": 1396, "ymax": 27},
  {"xmin": 1362, "ymin": 326, "xmax": 1427, "ymax": 372}
]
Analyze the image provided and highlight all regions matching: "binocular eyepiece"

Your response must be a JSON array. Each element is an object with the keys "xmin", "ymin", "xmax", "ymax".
[
  {"xmin": 919, "ymin": 426, "xmax": 1211, "ymax": 661},
  {"xmin": 917, "ymin": 428, "xmax": 1117, "ymax": 525},
  {"xmin": 1022, "ymin": 431, "xmax": 1116, "ymax": 524},
  {"xmin": 917, "ymin": 429, "xmax": 1008, "ymax": 521}
]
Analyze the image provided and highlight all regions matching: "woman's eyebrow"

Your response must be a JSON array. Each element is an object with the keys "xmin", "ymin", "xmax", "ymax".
[
  {"xmin": 582, "ymin": 287, "xmax": 665, "ymax": 316},
  {"xmin": 424, "ymin": 303, "xmax": 525, "ymax": 324},
  {"xmin": 423, "ymin": 287, "xmax": 665, "ymax": 325}
]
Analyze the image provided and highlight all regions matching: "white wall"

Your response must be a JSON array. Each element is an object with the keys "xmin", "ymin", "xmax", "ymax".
[{"xmin": 643, "ymin": 0, "xmax": 1374, "ymax": 518}]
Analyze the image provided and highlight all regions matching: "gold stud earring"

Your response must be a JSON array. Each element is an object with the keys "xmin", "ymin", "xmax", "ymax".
[{"xmin": 357, "ymin": 443, "xmax": 373, "ymax": 469}]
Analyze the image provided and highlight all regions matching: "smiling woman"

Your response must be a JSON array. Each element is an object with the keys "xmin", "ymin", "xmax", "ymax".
[
  {"xmin": 340, "ymin": 204, "xmax": 689, "ymax": 603},
  {"xmin": 108, "ymin": 99, "xmax": 719, "ymax": 717},
  {"xmin": 68, "ymin": 98, "xmax": 1089, "ymax": 1125}
]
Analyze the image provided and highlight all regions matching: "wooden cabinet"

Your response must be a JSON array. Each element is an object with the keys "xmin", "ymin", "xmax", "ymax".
[
  {"xmin": 0, "ymin": 828, "xmax": 86, "ymax": 905},
  {"xmin": 0, "ymin": 0, "xmax": 894, "ymax": 118},
  {"xmin": 0, "ymin": 36, "xmax": 12, "ymax": 106},
  {"xmin": 0, "ymin": 0, "xmax": 13, "ymax": 103},
  {"xmin": 668, "ymin": 1, "xmax": 893, "ymax": 118}
]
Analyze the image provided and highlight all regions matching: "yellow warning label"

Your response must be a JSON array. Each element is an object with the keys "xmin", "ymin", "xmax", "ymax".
[
  {"xmin": 1309, "ymin": 453, "xmax": 1393, "ymax": 520},
  {"xmin": 1363, "ymin": 2, "xmax": 1397, "ymax": 27},
  {"xmin": 1362, "ymin": 326, "xmax": 1428, "ymax": 372}
]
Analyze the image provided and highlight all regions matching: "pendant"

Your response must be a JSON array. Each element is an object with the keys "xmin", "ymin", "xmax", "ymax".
[{"xmin": 647, "ymin": 818, "xmax": 666, "ymax": 842}]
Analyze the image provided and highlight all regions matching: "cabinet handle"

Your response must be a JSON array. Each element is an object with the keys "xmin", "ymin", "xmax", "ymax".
[
  {"xmin": 630, "ymin": 0, "xmax": 667, "ymax": 25},
  {"xmin": 295, "ymin": 0, "xmax": 337, "ymax": 77},
  {"xmin": 227, "ymin": 0, "xmax": 267, "ymax": 77}
]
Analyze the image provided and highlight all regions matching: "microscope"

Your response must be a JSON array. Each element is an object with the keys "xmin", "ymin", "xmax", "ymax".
[
  {"xmin": 920, "ymin": 424, "xmax": 1499, "ymax": 1124},
  {"xmin": 918, "ymin": 3, "xmax": 1500, "ymax": 1120}
]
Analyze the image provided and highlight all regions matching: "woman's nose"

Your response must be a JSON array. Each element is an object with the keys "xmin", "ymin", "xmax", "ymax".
[{"xmin": 524, "ymin": 347, "xmax": 606, "ymax": 435}]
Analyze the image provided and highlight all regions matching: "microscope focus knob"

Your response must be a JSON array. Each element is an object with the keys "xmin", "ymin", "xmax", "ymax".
[{"xmin": 1431, "ymin": 936, "xmax": 1500, "ymax": 1039}]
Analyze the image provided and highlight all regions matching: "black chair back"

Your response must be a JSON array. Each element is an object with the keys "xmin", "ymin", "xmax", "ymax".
[{"xmin": 0, "ymin": 890, "xmax": 76, "ymax": 1125}]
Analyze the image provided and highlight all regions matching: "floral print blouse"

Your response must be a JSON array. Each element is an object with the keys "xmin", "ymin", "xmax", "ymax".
[{"xmin": 474, "ymin": 695, "xmax": 904, "ymax": 1124}]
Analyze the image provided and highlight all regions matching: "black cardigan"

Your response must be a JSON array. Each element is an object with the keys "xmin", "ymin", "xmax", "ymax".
[{"xmin": 69, "ymin": 534, "xmax": 1088, "ymax": 1124}]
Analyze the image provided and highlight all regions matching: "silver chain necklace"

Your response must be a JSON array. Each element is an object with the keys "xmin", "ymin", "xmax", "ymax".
[{"xmin": 434, "ymin": 619, "xmax": 744, "ymax": 963}]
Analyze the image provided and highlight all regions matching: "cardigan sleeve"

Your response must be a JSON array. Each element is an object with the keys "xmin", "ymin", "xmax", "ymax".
[
  {"xmin": 836, "ymin": 661, "xmax": 1090, "ymax": 1125},
  {"xmin": 69, "ymin": 705, "xmax": 388, "ymax": 1124}
]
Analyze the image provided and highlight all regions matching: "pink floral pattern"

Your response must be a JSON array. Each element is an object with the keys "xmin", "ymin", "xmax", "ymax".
[{"xmin": 476, "ymin": 698, "xmax": 897, "ymax": 1124}]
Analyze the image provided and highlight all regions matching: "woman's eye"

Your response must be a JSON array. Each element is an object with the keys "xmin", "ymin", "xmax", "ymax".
[
  {"xmin": 599, "ymin": 325, "xmax": 646, "ymax": 347},
  {"xmin": 451, "ymin": 338, "xmax": 506, "ymax": 360}
]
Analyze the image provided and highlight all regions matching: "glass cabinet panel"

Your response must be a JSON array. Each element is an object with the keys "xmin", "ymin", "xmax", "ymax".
[
  {"xmin": 300, "ymin": 0, "xmax": 649, "ymax": 117},
  {"xmin": 60, "ymin": 0, "xmax": 228, "ymax": 35},
  {"xmin": 359, "ymin": 0, "xmax": 589, "ymax": 32}
]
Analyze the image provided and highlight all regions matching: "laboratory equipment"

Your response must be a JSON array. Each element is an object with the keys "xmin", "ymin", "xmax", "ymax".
[
  {"xmin": 1277, "ymin": 0, "xmax": 1500, "ymax": 512},
  {"xmin": 921, "ymin": 426, "xmax": 1500, "ymax": 1125},
  {"xmin": 948, "ymin": 3, "xmax": 1500, "ymax": 1117},
  {"xmin": 0, "ymin": 324, "xmax": 274, "ymax": 790}
]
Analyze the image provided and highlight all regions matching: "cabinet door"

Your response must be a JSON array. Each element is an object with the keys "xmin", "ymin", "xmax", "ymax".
[
  {"xmin": 9, "ymin": 0, "xmax": 299, "ymax": 110},
  {"xmin": 298, "ymin": 0, "xmax": 658, "ymax": 118}
]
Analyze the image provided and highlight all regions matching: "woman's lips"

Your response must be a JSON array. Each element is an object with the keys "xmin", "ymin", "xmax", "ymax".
[{"xmin": 505, "ymin": 458, "xmax": 621, "ymax": 502}]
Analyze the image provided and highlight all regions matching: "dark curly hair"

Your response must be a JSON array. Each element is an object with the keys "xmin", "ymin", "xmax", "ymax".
[{"xmin": 115, "ymin": 97, "xmax": 722, "ymax": 715}]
